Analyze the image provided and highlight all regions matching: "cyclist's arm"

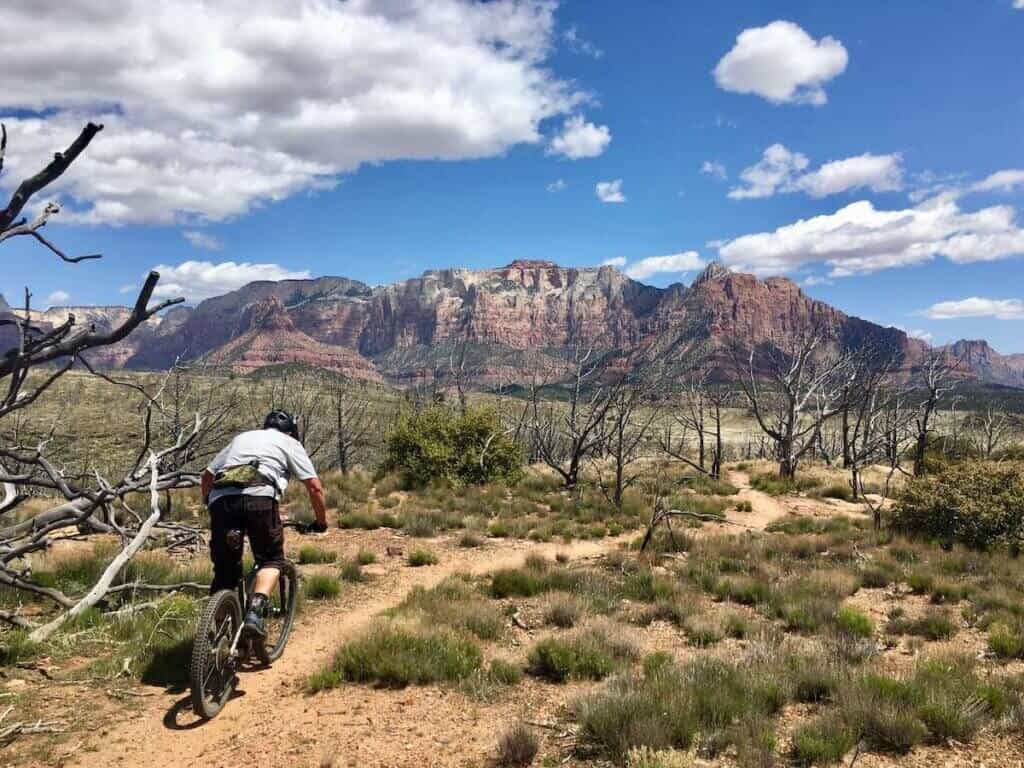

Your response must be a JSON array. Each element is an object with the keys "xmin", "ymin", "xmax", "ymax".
[
  {"xmin": 201, "ymin": 469, "xmax": 214, "ymax": 506},
  {"xmin": 303, "ymin": 477, "xmax": 327, "ymax": 527}
]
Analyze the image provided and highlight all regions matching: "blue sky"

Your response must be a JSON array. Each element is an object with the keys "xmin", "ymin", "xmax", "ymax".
[{"xmin": 1, "ymin": 1, "xmax": 1023, "ymax": 351}]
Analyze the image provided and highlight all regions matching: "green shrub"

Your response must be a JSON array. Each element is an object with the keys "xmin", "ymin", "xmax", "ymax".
[
  {"xmin": 835, "ymin": 606, "xmax": 874, "ymax": 639},
  {"xmin": 340, "ymin": 561, "xmax": 366, "ymax": 583},
  {"xmin": 407, "ymin": 548, "xmax": 439, "ymax": 567},
  {"xmin": 393, "ymin": 578, "xmax": 504, "ymax": 640},
  {"xmin": 311, "ymin": 623, "xmax": 482, "ymax": 690},
  {"xmin": 988, "ymin": 621, "xmax": 1024, "ymax": 659},
  {"xmin": 458, "ymin": 531, "xmax": 484, "ymax": 548},
  {"xmin": 488, "ymin": 658, "xmax": 523, "ymax": 686},
  {"xmin": 893, "ymin": 461, "xmax": 1024, "ymax": 550},
  {"xmin": 791, "ymin": 714, "xmax": 855, "ymax": 765},
  {"xmin": 887, "ymin": 609, "xmax": 957, "ymax": 641},
  {"xmin": 527, "ymin": 626, "xmax": 636, "ymax": 682},
  {"xmin": 297, "ymin": 545, "xmax": 336, "ymax": 565},
  {"xmin": 382, "ymin": 406, "xmax": 523, "ymax": 487},
  {"xmin": 356, "ymin": 549, "xmax": 377, "ymax": 565},
  {"xmin": 303, "ymin": 573, "xmax": 341, "ymax": 600},
  {"xmin": 814, "ymin": 482, "xmax": 854, "ymax": 502},
  {"xmin": 0, "ymin": 629, "xmax": 41, "ymax": 665}
]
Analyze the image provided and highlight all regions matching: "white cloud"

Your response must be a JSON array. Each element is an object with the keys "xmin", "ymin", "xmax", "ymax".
[
  {"xmin": 728, "ymin": 144, "xmax": 809, "ymax": 199},
  {"xmin": 973, "ymin": 169, "xmax": 1024, "ymax": 194},
  {"xmin": 700, "ymin": 161, "xmax": 727, "ymax": 181},
  {"xmin": 717, "ymin": 196, "xmax": 1024, "ymax": 278},
  {"xmin": 0, "ymin": 1, "xmax": 582, "ymax": 225},
  {"xmin": 548, "ymin": 115, "xmax": 611, "ymax": 160},
  {"xmin": 546, "ymin": 178, "xmax": 567, "ymax": 193},
  {"xmin": 922, "ymin": 297, "xmax": 1024, "ymax": 320},
  {"xmin": 596, "ymin": 180, "xmax": 626, "ymax": 203},
  {"xmin": 795, "ymin": 153, "xmax": 903, "ymax": 198},
  {"xmin": 151, "ymin": 260, "xmax": 311, "ymax": 303},
  {"xmin": 713, "ymin": 20, "xmax": 848, "ymax": 105},
  {"xmin": 895, "ymin": 326, "xmax": 934, "ymax": 343},
  {"xmin": 624, "ymin": 251, "xmax": 705, "ymax": 281},
  {"xmin": 45, "ymin": 290, "xmax": 71, "ymax": 306},
  {"xmin": 601, "ymin": 256, "xmax": 627, "ymax": 268},
  {"xmin": 1015, "ymin": 0, "xmax": 1024, "ymax": 9},
  {"xmin": 729, "ymin": 144, "xmax": 902, "ymax": 199},
  {"xmin": 564, "ymin": 25, "xmax": 603, "ymax": 58},
  {"xmin": 183, "ymin": 230, "xmax": 223, "ymax": 251},
  {"xmin": 802, "ymin": 275, "xmax": 833, "ymax": 287}
]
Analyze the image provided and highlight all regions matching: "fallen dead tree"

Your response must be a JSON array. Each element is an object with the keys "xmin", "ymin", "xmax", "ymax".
[{"xmin": 0, "ymin": 122, "xmax": 227, "ymax": 637}]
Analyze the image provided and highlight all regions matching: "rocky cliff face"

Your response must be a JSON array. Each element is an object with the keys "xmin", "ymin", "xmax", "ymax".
[
  {"xmin": 6, "ymin": 262, "xmax": 1019, "ymax": 389},
  {"xmin": 941, "ymin": 339, "xmax": 1024, "ymax": 389}
]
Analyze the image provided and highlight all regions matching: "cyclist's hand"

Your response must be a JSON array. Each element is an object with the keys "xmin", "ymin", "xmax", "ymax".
[{"xmin": 310, "ymin": 520, "xmax": 328, "ymax": 534}]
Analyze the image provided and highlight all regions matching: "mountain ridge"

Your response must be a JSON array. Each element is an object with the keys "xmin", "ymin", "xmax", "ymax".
[{"xmin": 5, "ymin": 262, "xmax": 1023, "ymax": 389}]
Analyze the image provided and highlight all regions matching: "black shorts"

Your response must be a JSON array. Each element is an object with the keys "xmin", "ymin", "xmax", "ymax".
[{"xmin": 208, "ymin": 494, "xmax": 285, "ymax": 593}]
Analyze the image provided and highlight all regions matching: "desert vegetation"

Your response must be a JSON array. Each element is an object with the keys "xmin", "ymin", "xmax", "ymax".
[{"xmin": 3, "ymin": 119, "xmax": 1024, "ymax": 767}]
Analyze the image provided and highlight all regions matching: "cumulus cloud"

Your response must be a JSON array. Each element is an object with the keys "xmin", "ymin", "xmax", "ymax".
[
  {"xmin": 716, "ymin": 196, "xmax": 1024, "ymax": 278},
  {"xmin": 728, "ymin": 144, "xmax": 809, "ymax": 199},
  {"xmin": 922, "ymin": 297, "xmax": 1024, "ymax": 320},
  {"xmin": 795, "ymin": 153, "xmax": 903, "ymax": 197},
  {"xmin": 729, "ymin": 144, "xmax": 902, "ymax": 199},
  {"xmin": 897, "ymin": 326, "xmax": 934, "ymax": 343},
  {"xmin": 624, "ymin": 251, "xmax": 705, "ymax": 281},
  {"xmin": 546, "ymin": 178, "xmax": 567, "ymax": 193},
  {"xmin": 45, "ymin": 290, "xmax": 71, "ymax": 306},
  {"xmin": 973, "ymin": 169, "xmax": 1024, "ymax": 194},
  {"xmin": 596, "ymin": 180, "xmax": 626, "ymax": 203},
  {"xmin": 601, "ymin": 256, "xmax": 627, "ymax": 268},
  {"xmin": 701, "ymin": 161, "xmax": 727, "ymax": 181},
  {"xmin": 548, "ymin": 115, "xmax": 611, "ymax": 159},
  {"xmin": 0, "ymin": 1, "xmax": 582, "ymax": 225},
  {"xmin": 183, "ymin": 230, "xmax": 223, "ymax": 251},
  {"xmin": 151, "ymin": 260, "xmax": 311, "ymax": 302},
  {"xmin": 1015, "ymin": 1, "xmax": 1024, "ymax": 9},
  {"xmin": 713, "ymin": 20, "xmax": 848, "ymax": 105}
]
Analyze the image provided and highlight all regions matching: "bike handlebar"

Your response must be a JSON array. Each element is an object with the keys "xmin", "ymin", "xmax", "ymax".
[{"xmin": 283, "ymin": 520, "xmax": 316, "ymax": 534}]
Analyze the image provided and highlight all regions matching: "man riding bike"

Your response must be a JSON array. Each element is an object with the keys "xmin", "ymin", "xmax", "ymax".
[{"xmin": 201, "ymin": 410, "xmax": 328, "ymax": 639}]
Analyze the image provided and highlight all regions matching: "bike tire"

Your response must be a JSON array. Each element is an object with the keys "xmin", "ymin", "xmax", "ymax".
[
  {"xmin": 188, "ymin": 589, "xmax": 242, "ymax": 719},
  {"xmin": 247, "ymin": 561, "xmax": 298, "ymax": 665}
]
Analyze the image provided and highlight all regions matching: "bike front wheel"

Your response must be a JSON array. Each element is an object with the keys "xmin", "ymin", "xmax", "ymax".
[
  {"xmin": 189, "ymin": 589, "xmax": 242, "ymax": 719},
  {"xmin": 246, "ymin": 561, "xmax": 299, "ymax": 665}
]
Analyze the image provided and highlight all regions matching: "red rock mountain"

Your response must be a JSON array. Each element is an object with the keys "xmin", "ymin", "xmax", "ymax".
[{"xmin": 4, "ymin": 263, "xmax": 1022, "ymax": 388}]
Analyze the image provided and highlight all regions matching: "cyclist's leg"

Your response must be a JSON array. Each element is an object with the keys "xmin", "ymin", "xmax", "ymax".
[
  {"xmin": 208, "ymin": 496, "xmax": 243, "ymax": 593},
  {"xmin": 245, "ymin": 496, "xmax": 285, "ymax": 598}
]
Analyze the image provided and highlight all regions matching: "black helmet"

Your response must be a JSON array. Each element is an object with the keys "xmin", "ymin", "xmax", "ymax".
[{"xmin": 263, "ymin": 410, "xmax": 299, "ymax": 439}]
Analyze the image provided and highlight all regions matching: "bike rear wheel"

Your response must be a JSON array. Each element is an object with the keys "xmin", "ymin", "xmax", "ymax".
[
  {"xmin": 246, "ymin": 561, "xmax": 298, "ymax": 665},
  {"xmin": 189, "ymin": 589, "xmax": 242, "ymax": 719}
]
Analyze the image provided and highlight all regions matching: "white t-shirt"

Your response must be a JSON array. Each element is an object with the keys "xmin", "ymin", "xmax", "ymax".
[{"xmin": 207, "ymin": 429, "xmax": 317, "ymax": 504}]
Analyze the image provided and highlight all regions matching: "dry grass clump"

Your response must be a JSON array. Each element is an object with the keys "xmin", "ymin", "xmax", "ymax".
[
  {"xmin": 392, "ymin": 577, "xmax": 505, "ymax": 640},
  {"xmin": 543, "ymin": 594, "xmax": 586, "ymax": 628},
  {"xmin": 304, "ymin": 573, "xmax": 342, "ymax": 600},
  {"xmin": 297, "ymin": 545, "xmax": 337, "ymax": 565},
  {"xmin": 407, "ymin": 547, "xmax": 439, "ymax": 567},
  {"xmin": 308, "ymin": 620, "xmax": 482, "ymax": 691},
  {"xmin": 527, "ymin": 622, "xmax": 637, "ymax": 682},
  {"xmin": 495, "ymin": 722, "xmax": 539, "ymax": 767},
  {"xmin": 886, "ymin": 607, "xmax": 958, "ymax": 641}
]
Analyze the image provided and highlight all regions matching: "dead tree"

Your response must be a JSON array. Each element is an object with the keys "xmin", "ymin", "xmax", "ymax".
[
  {"xmin": 325, "ymin": 375, "xmax": 377, "ymax": 473},
  {"xmin": 912, "ymin": 349, "xmax": 958, "ymax": 476},
  {"xmin": 527, "ymin": 342, "xmax": 619, "ymax": 490},
  {"xmin": 0, "ymin": 123, "xmax": 215, "ymax": 634},
  {"xmin": 969, "ymin": 405, "xmax": 1014, "ymax": 459},
  {"xmin": 731, "ymin": 327, "xmax": 857, "ymax": 479},
  {"xmin": 658, "ymin": 363, "xmax": 730, "ymax": 480},
  {"xmin": 592, "ymin": 377, "xmax": 661, "ymax": 509}
]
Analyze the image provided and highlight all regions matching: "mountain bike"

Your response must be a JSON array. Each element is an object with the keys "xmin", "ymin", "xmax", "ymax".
[{"xmin": 188, "ymin": 520, "xmax": 313, "ymax": 719}]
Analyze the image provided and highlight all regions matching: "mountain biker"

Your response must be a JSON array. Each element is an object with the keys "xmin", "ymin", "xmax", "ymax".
[{"xmin": 201, "ymin": 410, "xmax": 328, "ymax": 639}]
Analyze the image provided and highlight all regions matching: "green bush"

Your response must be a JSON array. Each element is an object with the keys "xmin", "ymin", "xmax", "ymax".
[
  {"xmin": 527, "ymin": 626, "xmax": 636, "ymax": 682},
  {"xmin": 892, "ymin": 461, "xmax": 1024, "ymax": 550},
  {"xmin": 407, "ymin": 547, "xmax": 439, "ymax": 567},
  {"xmin": 310, "ymin": 622, "xmax": 482, "ymax": 690},
  {"xmin": 835, "ymin": 606, "xmax": 874, "ymax": 639},
  {"xmin": 297, "ymin": 545, "xmax": 336, "ymax": 565},
  {"xmin": 382, "ymin": 406, "xmax": 523, "ymax": 487},
  {"xmin": 303, "ymin": 573, "xmax": 341, "ymax": 600},
  {"xmin": 791, "ymin": 714, "xmax": 855, "ymax": 765}
]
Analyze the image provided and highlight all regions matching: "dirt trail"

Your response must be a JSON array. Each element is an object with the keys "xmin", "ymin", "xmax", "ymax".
[
  {"xmin": 725, "ymin": 469, "xmax": 788, "ymax": 530},
  {"xmin": 62, "ymin": 533, "xmax": 631, "ymax": 768}
]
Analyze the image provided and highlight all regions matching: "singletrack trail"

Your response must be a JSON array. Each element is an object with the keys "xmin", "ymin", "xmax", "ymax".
[
  {"xmin": 65, "ymin": 534, "xmax": 632, "ymax": 768},
  {"xmin": 726, "ymin": 469, "xmax": 788, "ymax": 530}
]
